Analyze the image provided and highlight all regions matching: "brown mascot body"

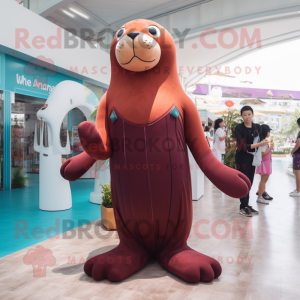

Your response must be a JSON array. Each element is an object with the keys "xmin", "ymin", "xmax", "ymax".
[{"xmin": 61, "ymin": 19, "xmax": 250, "ymax": 283}]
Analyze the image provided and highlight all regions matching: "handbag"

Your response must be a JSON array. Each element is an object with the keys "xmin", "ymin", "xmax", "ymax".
[{"xmin": 247, "ymin": 125, "xmax": 262, "ymax": 167}]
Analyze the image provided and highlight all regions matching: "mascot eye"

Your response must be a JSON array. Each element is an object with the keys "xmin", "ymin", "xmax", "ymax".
[
  {"xmin": 148, "ymin": 25, "xmax": 160, "ymax": 38},
  {"xmin": 40, "ymin": 104, "xmax": 48, "ymax": 110},
  {"xmin": 116, "ymin": 28, "xmax": 125, "ymax": 40}
]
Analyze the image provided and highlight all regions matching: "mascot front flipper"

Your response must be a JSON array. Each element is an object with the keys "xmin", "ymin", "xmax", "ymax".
[{"xmin": 61, "ymin": 19, "xmax": 251, "ymax": 283}]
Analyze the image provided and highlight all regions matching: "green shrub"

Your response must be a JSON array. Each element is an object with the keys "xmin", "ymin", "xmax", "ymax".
[
  {"xmin": 11, "ymin": 167, "xmax": 30, "ymax": 189},
  {"xmin": 100, "ymin": 183, "xmax": 113, "ymax": 208},
  {"xmin": 272, "ymin": 151, "xmax": 286, "ymax": 155},
  {"xmin": 224, "ymin": 145, "xmax": 236, "ymax": 169}
]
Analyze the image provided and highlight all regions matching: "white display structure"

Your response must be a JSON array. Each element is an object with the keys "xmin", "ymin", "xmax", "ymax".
[
  {"xmin": 34, "ymin": 81, "xmax": 95, "ymax": 211},
  {"xmin": 90, "ymin": 161, "xmax": 110, "ymax": 204},
  {"xmin": 188, "ymin": 148, "xmax": 204, "ymax": 200}
]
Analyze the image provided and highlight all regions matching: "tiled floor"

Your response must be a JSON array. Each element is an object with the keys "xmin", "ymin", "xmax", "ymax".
[
  {"xmin": 25, "ymin": 173, "xmax": 39, "ymax": 187},
  {"xmin": 0, "ymin": 179, "xmax": 98, "ymax": 258},
  {"xmin": 0, "ymin": 158, "xmax": 299, "ymax": 300}
]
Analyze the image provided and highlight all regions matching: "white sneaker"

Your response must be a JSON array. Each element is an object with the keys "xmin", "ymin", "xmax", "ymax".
[
  {"xmin": 256, "ymin": 197, "xmax": 269, "ymax": 205},
  {"xmin": 289, "ymin": 191, "xmax": 300, "ymax": 197},
  {"xmin": 289, "ymin": 190, "xmax": 296, "ymax": 194}
]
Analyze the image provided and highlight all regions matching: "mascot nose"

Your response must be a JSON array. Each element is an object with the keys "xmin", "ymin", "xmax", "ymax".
[{"xmin": 127, "ymin": 32, "xmax": 139, "ymax": 40}]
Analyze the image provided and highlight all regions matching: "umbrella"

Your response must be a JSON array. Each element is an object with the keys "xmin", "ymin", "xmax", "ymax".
[
  {"xmin": 207, "ymin": 108, "xmax": 239, "ymax": 115},
  {"xmin": 259, "ymin": 110, "xmax": 294, "ymax": 114},
  {"xmin": 186, "ymin": 85, "xmax": 197, "ymax": 93},
  {"xmin": 278, "ymin": 93, "xmax": 294, "ymax": 99},
  {"xmin": 208, "ymin": 108, "xmax": 267, "ymax": 118},
  {"xmin": 188, "ymin": 70, "xmax": 236, "ymax": 93},
  {"xmin": 240, "ymin": 98, "xmax": 266, "ymax": 105},
  {"xmin": 211, "ymin": 71, "xmax": 235, "ymax": 78},
  {"xmin": 200, "ymin": 95, "xmax": 219, "ymax": 105},
  {"xmin": 254, "ymin": 112, "xmax": 267, "ymax": 117}
]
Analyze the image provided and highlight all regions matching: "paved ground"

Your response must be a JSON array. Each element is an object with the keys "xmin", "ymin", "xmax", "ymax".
[{"xmin": 0, "ymin": 158, "xmax": 299, "ymax": 300}]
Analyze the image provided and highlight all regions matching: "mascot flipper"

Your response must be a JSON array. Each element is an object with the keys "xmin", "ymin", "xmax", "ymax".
[{"xmin": 61, "ymin": 19, "xmax": 250, "ymax": 283}]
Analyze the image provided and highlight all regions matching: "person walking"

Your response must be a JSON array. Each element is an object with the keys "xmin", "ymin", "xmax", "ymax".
[
  {"xmin": 234, "ymin": 106, "xmax": 269, "ymax": 217},
  {"xmin": 290, "ymin": 118, "xmax": 300, "ymax": 197},
  {"xmin": 204, "ymin": 125, "xmax": 212, "ymax": 148},
  {"xmin": 212, "ymin": 118, "xmax": 226, "ymax": 162},
  {"xmin": 256, "ymin": 125, "xmax": 274, "ymax": 203}
]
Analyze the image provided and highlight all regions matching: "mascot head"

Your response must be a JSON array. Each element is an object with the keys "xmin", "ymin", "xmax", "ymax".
[
  {"xmin": 115, "ymin": 23, "xmax": 161, "ymax": 72},
  {"xmin": 110, "ymin": 19, "xmax": 178, "ymax": 85}
]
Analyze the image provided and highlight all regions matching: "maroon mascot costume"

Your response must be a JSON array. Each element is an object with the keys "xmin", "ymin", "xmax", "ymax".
[{"xmin": 61, "ymin": 19, "xmax": 250, "ymax": 283}]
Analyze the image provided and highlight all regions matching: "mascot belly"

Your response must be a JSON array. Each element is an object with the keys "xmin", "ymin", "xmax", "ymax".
[{"xmin": 61, "ymin": 19, "xmax": 251, "ymax": 283}]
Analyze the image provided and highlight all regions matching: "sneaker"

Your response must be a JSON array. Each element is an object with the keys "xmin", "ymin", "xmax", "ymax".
[
  {"xmin": 256, "ymin": 197, "xmax": 269, "ymax": 205},
  {"xmin": 239, "ymin": 207, "xmax": 252, "ymax": 217},
  {"xmin": 289, "ymin": 191, "xmax": 300, "ymax": 197},
  {"xmin": 289, "ymin": 190, "xmax": 297, "ymax": 194},
  {"xmin": 248, "ymin": 206, "xmax": 259, "ymax": 214}
]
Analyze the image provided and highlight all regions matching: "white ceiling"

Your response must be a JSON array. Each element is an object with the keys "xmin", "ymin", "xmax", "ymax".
[
  {"xmin": 18, "ymin": 0, "xmax": 300, "ymax": 89},
  {"xmin": 39, "ymin": 0, "xmax": 211, "ymax": 40}
]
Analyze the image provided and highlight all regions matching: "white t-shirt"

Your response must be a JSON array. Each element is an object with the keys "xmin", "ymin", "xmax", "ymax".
[
  {"xmin": 214, "ymin": 128, "xmax": 225, "ymax": 152},
  {"xmin": 261, "ymin": 144, "xmax": 268, "ymax": 153}
]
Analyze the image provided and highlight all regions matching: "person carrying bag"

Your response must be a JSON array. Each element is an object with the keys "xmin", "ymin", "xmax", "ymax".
[
  {"xmin": 247, "ymin": 128, "xmax": 262, "ymax": 167},
  {"xmin": 234, "ymin": 106, "xmax": 269, "ymax": 217}
]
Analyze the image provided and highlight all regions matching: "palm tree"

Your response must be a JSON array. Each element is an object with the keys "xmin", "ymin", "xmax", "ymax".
[
  {"xmin": 282, "ymin": 109, "xmax": 300, "ymax": 135},
  {"xmin": 90, "ymin": 108, "xmax": 98, "ymax": 121}
]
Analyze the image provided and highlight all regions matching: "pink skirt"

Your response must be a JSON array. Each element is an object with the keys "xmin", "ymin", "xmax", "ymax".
[{"xmin": 256, "ymin": 159, "xmax": 272, "ymax": 175}]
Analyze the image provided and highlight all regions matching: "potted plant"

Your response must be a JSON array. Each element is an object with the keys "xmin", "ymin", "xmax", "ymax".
[
  {"xmin": 100, "ymin": 183, "xmax": 117, "ymax": 230},
  {"xmin": 90, "ymin": 159, "xmax": 110, "ymax": 204},
  {"xmin": 12, "ymin": 167, "xmax": 30, "ymax": 189}
]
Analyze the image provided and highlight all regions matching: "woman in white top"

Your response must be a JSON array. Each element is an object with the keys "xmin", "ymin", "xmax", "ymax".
[
  {"xmin": 212, "ymin": 118, "xmax": 226, "ymax": 162},
  {"xmin": 204, "ymin": 126, "xmax": 213, "ymax": 148}
]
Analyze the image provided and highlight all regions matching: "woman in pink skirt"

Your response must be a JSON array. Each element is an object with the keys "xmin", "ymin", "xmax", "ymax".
[{"xmin": 256, "ymin": 125, "xmax": 274, "ymax": 204}]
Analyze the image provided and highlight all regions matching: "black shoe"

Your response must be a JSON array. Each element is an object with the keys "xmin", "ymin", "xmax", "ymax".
[
  {"xmin": 262, "ymin": 191, "xmax": 273, "ymax": 200},
  {"xmin": 248, "ymin": 206, "xmax": 259, "ymax": 214},
  {"xmin": 256, "ymin": 191, "xmax": 273, "ymax": 200},
  {"xmin": 239, "ymin": 207, "xmax": 252, "ymax": 217}
]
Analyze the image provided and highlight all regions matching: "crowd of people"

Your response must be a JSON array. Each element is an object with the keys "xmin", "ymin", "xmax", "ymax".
[{"xmin": 203, "ymin": 105, "xmax": 300, "ymax": 217}]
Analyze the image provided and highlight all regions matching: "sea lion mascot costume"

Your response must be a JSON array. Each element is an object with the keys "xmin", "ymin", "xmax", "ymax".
[{"xmin": 61, "ymin": 19, "xmax": 250, "ymax": 283}]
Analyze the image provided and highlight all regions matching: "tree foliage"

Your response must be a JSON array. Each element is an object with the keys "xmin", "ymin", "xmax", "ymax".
[
  {"xmin": 282, "ymin": 108, "xmax": 300, "ymax": 135},
  {"xmin": 11, "ymin": 167, "xmax": 30, "ymax": 189},
  {"xmin": 221, "ymin": 109, "xmax": 242, "ymax": 169}
]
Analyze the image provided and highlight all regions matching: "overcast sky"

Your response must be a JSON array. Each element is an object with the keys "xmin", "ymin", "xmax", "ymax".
[{"xmin": 218, "ymin": 38, "xmax": 300, "ymax": 91}]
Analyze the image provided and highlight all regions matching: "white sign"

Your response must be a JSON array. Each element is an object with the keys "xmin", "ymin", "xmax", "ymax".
[{"xmin": 16, "ymin": 74, "xmax": 54, "ymax": 94}]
